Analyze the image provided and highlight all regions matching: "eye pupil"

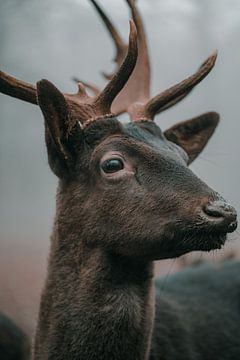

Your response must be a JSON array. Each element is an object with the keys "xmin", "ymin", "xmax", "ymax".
[{"xmin": 101, "ymin": 158, "xmax": 124, "ymax": 173}]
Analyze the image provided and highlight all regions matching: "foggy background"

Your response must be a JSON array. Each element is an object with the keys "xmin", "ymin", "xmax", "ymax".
[{"xmin": 1, "ymin": 0, "xmax": 240, "ymax": 335}]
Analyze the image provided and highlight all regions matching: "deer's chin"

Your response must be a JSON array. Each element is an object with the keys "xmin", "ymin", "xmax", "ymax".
[
  {"xmin": 181, "ymin": 232, "xmax": 227, "ymax": 252},
  {"xmin": 151, "ymin": 230, "xmax": 228, "ymax": 260},
  {"xmin": 173, "ymin": 230, "xmax": 227, "ymax": 256}
]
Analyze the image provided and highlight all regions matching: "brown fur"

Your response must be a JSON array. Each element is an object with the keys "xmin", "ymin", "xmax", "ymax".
[{"xmin": 0, "ymin": 3, "xmax": 238, "ymax": 357}]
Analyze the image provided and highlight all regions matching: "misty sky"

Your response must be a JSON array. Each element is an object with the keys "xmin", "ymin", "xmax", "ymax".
[{"xmin": 1, "ymin": 0, "xmax": 240, "ymax": 333}]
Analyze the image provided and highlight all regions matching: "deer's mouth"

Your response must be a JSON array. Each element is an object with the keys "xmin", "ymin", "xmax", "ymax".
[
  {"xmin": 168, "ymin": 202, "xmax": 238, "ymax": 255},
  {"xmin": 187, "ymin": 232, "xmax": 227, "ymax": 251},
  {"xmin": 147, "ymin": 229, "xmax": 229, "ymax": 261},
  {"xmin": 177, "ymin": 230, "xmax": 228, "ymax": 253}
]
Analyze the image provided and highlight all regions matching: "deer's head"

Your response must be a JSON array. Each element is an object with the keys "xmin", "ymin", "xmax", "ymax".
[{"xmin": 0, "ymin": 13, "xmax": 237, "ymax": 261}]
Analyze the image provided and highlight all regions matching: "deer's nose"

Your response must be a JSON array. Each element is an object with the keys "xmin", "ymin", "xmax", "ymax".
[{"xmin": 202, "ymin": 200, "xmax": 237, "ymax": 233}]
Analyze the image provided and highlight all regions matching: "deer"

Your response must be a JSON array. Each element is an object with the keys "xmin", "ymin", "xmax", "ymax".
[
  {"xmin": 0, "ymin": 312, "xmax": 30, "ymax": 360},
  {"xmin": 0, "ymin": 0, "xmax": 240, "ymax": 359}
]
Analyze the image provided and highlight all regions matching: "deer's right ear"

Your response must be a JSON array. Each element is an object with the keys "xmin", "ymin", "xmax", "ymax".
[{"xmin": 37, "ymin": 80, "xmax": 82, "ymax": 178}]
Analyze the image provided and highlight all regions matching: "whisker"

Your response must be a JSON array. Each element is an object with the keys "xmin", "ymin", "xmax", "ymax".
[{"xmin": 198, "ymin": 156, "xmax": 221, "ymax": 167}]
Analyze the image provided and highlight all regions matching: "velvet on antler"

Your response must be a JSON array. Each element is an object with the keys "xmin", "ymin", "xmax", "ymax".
[
  {"xmin": 0, "ymin": 21, "xmax": 138, "ymax": 128},
  {"xmin": 76, "ymin": 0, "xmax": 217, "ymax": 122}
]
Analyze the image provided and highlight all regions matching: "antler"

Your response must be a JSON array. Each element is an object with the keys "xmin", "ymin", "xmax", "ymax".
[
  {"xmin": 74, "ymin": 0, "xmax": 150, "ymax": 115},
  {"xmin": 91, "ymin": 0, "xmax": 150, "ymax": 98},
  {"xmin": 128, "ymin": 51, "xmax": 217, "ymax": 121},
  {"xmin": 88, "ymin": 0, "xmax": 128, "ymax": 81},
  {"xmin": 0, "ymin": 21, "xmax": 138, "ymax": 127},
  {"xmin": 0, "ymin": 70, "xmax": 37, "ymax": 104},
  {"xmin": 72, "ymin": 77, "xmax": 101, "ymax": 97},
  {"xmin": 80, "ymin": 0, "xmax": 217, "ymax": 121}
]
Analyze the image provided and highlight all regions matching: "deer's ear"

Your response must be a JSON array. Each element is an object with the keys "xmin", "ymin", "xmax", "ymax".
[
  {"xmin": 164, "ymin": 112, "xmax": 219, "ymax": 164},
  {"xmin": 37, "ymin": 80, "xmax": 82, "ymax": 177}
]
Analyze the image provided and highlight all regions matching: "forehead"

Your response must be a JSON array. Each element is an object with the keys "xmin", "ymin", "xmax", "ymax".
[
  {"xmin": 123, "ymin": 121, "xmax": 185, "ymax": 157},
  {"xmin": 124, "ymin": 122, "xmax": 188, "ymax": 163},
  {"xmin": 84, "ymin": 118, "xmax": 187, "ymax": 162},
  {"xmin": 123, "ymin": 121, "xmax": 166, "ymax": 148}
]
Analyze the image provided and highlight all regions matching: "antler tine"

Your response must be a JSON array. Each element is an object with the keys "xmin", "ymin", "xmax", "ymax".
[
  {"xmin": 72, "ymin": 0, "xmax": 150, "ymax": 116},
  {"xmin": 89, "ymin": 0, "xmax": 128, "ymax": 80},
  {"xmin": 125, "ymin": 0, "xmax": 150, "ymax": 100},
  {"xmin": 72, "ymin": 77, "xmax": 101, "ymax": 96},
  {"xmin": 66, "ymin": 20, "xmax": 138, "ymax": 127},
  {"xmin": 144, "ymin": 54, "xmax": 217, "ymax": 115},
  {"xmin": 141, "ymin": 51, "xmax": 217, "ymax": 121},
  {"xmin": 71, "ymin": 0, "xmax": 129, "ymax": 109},
  {"xmin": 94, "ymin": 20, "xmax": 138, "ymax": 114},
  {"xmin": 89, "ymin": 0, "xmax": 150, "ymax": 98},
  {"xmin": 72, "ymin": 75, "xmax": 126, "ymax": 116},
  {"xmin": 0, "ymin": 70, "xmax": 37, "ymax": 104},
  {"xmin": 111, "ymin": 0, "xmax": 151, "ymax": 115},
  {"xmin": 0, "ymin": 21, "xmax": 138, "ymax": 127}
]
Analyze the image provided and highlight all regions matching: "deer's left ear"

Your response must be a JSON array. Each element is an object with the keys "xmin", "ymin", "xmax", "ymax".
[
  {"xmin": 37, "ymin": 80, "xmax": 82, "ymax": 177},
  {"xmin": 164, "ymin": 112, "xmax": 219, "ymax": 164}
]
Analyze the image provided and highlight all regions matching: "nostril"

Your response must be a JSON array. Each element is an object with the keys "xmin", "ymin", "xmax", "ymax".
[
  {"xmin": 204, "ymin": 204, "xmax": 224, "ymax": 218},
  {"xmin": 203, "ymin": 200, "xmax": 237, "ymax": 225},
  {"xmin": 201, "ymin": 200, "xmax": 238, "ymax": 233}
]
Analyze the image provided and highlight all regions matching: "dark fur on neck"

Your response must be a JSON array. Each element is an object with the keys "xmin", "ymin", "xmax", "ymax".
[{"xmin": 33, "ymin": 192, "xmax": 155, "ymax": 359}]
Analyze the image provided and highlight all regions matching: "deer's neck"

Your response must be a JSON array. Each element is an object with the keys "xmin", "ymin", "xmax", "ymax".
[{"xmin": 33, "ymin": 218, "xmax": 155, "ymax": 360}]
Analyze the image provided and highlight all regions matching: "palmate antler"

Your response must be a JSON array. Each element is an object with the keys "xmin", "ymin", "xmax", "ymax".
[
  {"xmin": 75, "ymin": 0, "xmax": 217, "ymax": 121},
  {"xmin": 0, "ymin": 21, "xmax": 137, "ymax": 127}
]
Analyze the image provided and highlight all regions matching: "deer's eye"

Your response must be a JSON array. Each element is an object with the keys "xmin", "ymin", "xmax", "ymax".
[{"xmin": 101, "ymin": 158, "xmax": 124, "ymax": 173}]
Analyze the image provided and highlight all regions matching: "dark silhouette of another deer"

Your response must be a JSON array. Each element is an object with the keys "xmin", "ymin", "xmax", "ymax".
[
  {"xmin": 0, "ymin": 313, "xmax": 29, "ymax": 360},
  {"xmin": 0, "ymin": 1, "xmax": 239, "ymax": 359}
]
